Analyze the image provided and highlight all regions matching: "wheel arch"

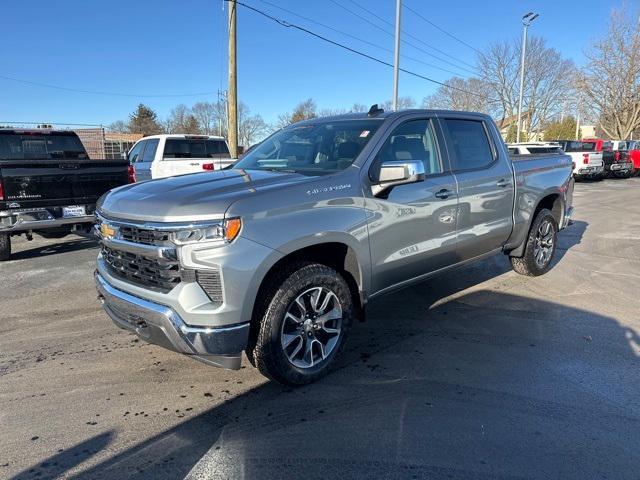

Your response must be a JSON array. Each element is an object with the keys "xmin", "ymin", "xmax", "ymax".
[
  {"xmin": 245, "ymin": 240, "xmax": 367, "ymax": 355},
  {"xmin": 508, "ymin": 192, "xmax": 563, "ymax": 258}
]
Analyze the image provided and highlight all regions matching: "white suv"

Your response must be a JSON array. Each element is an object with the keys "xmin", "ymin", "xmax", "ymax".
[{"xmin": 128, "ymin": 134, "xmax": 234, "ymax": 181}]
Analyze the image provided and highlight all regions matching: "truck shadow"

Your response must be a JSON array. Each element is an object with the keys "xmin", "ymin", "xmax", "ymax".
[
  {"xmin": 8, "ymin": 237, "xmax": 98, "ymax": 261},
  {"xmin": 12, "ymin": 222, "xmax": 610, "ymax": 480}
]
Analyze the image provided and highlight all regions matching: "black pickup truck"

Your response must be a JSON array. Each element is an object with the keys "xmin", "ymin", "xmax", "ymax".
[{"xmin": 0, "ymin": 129, "xmax": 131, "ymax": 260}]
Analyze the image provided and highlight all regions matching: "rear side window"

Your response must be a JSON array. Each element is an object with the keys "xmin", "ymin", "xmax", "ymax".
[
  {"xmin": 527, "ymin": 147, "xmax": 562, "ymax": 154},
  {"xmin": 163, "ymin": 138, "xmax": 229, "ymax": 159},
  {"xmin": 0, "ymin": 133, "xmax": 88, "ymax": 160},
  {"xmin": 141, "ymin": 139, "xmax": 159, "ymax": 162},
  {"xmin": 442, "ymin": 119, "xmax": 495, "ymax": 171},
  {"xmin": 562, "ymin": 141, "xmax": 596, "ymax": 152},
  {"xmin": 508, "ymin": 147, "xmax": 519, "ymax": 155}
]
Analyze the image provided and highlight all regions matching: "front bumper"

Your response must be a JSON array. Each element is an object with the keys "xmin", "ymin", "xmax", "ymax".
[{"xmin": 95, "ymin": 271, "xmax": 249, "ymax": 369}]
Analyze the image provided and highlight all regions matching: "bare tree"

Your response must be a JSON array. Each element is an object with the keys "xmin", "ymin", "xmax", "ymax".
[
  {"xmin": 381, "ymin": 96, "xmax": 416, "ymax": 111},
  {"xmin": 579, "ymin": 8, "xmax": 640, "ymax": 139},
  {"xmin": 192, "ymin": 102, "xmax": 218, "ymax": 135},
  {"xmin": 238, "ymin": 103, "xmax": 268, "ymax": 147},
  {"xmin": 108, "ymin": 120, "xmax": 128, "ymax": 132},
  {"xmin": 350, "ymin": 103, "xmax": 368, "ymax": 113},
  {"xmin": 277, "ymin": 99, "xmax": 317, "ymax": 128},
  {"xmin": 422, "ymin": 77, "xmax": 492, "ymax": 112},
  {"xmin": 477, "ymin": 36, "xmax": 575, "ymax": 139}
]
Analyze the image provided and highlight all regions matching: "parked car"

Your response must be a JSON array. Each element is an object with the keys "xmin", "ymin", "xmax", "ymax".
[
  {"xmin": 507, "ymin": 142, "xmax": 564, "ymax": 155},
  {"xmin": 0, "ymin": 129, "xmax": 131, "ymax": 260},
  {"xmin": 556, "ymin": 140, "xmax": 604, "ymax": 180},
  {"xmin": 129, "ymin": 134, "xmax": 234, "ymax": 181},
  {"xmin": 583, "ymin": 139, "xmax": 633, "ymax": 178},
  {"xmin": 627, "ymin": 140, "xmax": 640, "ymax": 175},
  {"xmin": 95, "ymin": 108, "xmax": 574, "ymax": 385}
]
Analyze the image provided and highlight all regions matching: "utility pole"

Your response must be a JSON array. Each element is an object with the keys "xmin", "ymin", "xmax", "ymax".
[
  {"xmin": 575, "ymin": 103, "xmax": 581, "ymax": 141},
  {"xmin": 516, "ymin": 12, "xmax": 538, "ymax": 143},
  {"xmin": 228, "ymin": 0, "xmax": 238, "ymax": 158},
  {"xmin": 392, "ymin": 0, "xmax": 402, "ymax": 111}
]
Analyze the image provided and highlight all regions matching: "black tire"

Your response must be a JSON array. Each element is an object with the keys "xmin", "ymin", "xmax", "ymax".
[
  {"xmin": 249, "ymin": 262, "xmax": 353, "ymax": 385},
  {"xmin": 0, "ymin": 234, "xmax": 11, "ymax": 261},
  {"xmin": 510, "ymin": 209, "xmax": 558, "ymax": 277}
]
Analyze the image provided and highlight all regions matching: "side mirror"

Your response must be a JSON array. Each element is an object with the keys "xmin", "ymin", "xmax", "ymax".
[{"xmin": 372, "ymin": 160, "xmax": 425, "ymax": 196}]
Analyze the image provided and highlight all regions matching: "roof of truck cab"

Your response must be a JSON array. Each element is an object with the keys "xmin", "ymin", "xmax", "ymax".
[
  {"xmin": 293, "ymin": 109, "xmax": 491, "ymax": 125},
  {"xmin": 0, "ymin": 128, "xmax": 78, "ymax": 135},
  {"xmin": 138, "ymin": 134, "xmax": 226, "ymax": 140}
]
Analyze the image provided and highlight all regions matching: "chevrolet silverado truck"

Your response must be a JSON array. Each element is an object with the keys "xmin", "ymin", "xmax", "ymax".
[
  {"xmin": 0, "ymin": 128, "xmax": 131, "ymax": 260},
  {"xmin": 95, "ymin": 108, "xmax": 574, "ymax": 385}
]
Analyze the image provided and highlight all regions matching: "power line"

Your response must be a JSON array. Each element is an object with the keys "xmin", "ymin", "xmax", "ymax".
[
  {"xmin": 404, "ymin": 2, "xmax": 482, "ymax": 54},
  {"xmin": 328, "ymin": 0, "xmax": 478, "ymax": 75},
  {"xmin": 0, "ymin": 74, "xmax": 217, "ymax": 98},
  {"xmin": 227, "ymin": 0, "xmax": 492, "ymax": 101},
  {"xmin": 255, "ymin": 0, "xmax": 471, "ymax": 78},
  {"xmin": 346, "ymin": 0, "xmax": 478, "ymax": 71}
]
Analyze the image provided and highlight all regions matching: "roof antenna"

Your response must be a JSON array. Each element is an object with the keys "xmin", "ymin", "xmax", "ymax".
[{"xmin": 368, "ymin": 104, "xmax": 384, "ymax": 117}]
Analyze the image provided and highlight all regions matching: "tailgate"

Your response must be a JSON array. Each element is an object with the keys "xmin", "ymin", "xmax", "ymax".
[{"xmin": 0, "ymin": 159, "xmax": 128, "ymax": 209}]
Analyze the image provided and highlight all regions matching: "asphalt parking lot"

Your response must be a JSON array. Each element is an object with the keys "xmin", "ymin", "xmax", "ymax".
[{"xmin": 1, "ymin": 178, "xmax": 639, "ymax": 480}]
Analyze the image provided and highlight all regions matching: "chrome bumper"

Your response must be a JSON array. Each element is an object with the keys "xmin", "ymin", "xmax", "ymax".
[
  {"xmin": 609, "ymin": 162, "xmax": 633, "ymax": 171},
  {"xmin": 95, "ymin": 272, "xmax": 249, "ymax": 369},
  {"xmin": 0, "ymin": 209, "xmax": 95, "ymax": 232}
]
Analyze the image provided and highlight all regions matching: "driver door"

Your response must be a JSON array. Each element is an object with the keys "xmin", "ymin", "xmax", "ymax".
[{"xmin": 365, "ymin": 118, "xmax": 459, "ymax": 295}]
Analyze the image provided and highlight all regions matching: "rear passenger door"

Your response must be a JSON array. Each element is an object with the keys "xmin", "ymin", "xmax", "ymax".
[{"xmin": 439, "ymin": 116, "xmax": 515, "ymax": 260}]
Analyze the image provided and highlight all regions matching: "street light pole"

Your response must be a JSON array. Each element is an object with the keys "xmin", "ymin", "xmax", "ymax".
[
  {"xmin": 392, "ymin": 0, "xmax": 402, "ymax": 111},
  {"xmin": 516, "ymin": 12, "xmax": 538, "ymax": 143}
]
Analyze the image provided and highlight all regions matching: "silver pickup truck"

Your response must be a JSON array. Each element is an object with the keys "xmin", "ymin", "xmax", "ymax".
[{"xmin": 95, "ymin": 108, "xmax": 574, "ymax": 385}]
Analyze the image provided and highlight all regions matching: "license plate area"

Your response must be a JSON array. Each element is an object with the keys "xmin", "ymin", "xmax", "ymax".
[{"xmin": 62, "ymin": 205, "xmax": 86, "ymax": 218}]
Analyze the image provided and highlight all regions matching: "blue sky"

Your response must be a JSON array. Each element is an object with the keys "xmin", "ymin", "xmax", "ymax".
[{"xmin": 0, "ymin": 0, "xmax": 630, "ymax": 127}]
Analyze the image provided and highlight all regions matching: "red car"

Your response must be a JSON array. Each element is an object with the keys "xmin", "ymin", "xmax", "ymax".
[{"xmin": 627, "ymin": 140, "xmax": 640, "ymax": 175}]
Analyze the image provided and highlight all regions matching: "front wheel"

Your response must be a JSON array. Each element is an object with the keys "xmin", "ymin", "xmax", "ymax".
[
  {"xmin": 510, "ymin": 209, "xmax": 558, "ymax": 276},
  {"xmin": 0, "ymin": 234, "xmax": 11, "ymax": 261},
  {"xmin": 250, "ymin": 262, "xmax": 353, "ymax": 385}
]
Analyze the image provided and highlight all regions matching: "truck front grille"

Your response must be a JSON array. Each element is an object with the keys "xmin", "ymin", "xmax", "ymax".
[
  {"xmin": 102, "ymin": 245, "xmax": 181, "ymax": 293},
  {"xmin": 119, "ymin": 225, "xmax": 170, "ymax": 245}
]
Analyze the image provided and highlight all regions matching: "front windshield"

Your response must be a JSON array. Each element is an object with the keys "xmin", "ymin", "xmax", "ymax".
[{"xmin": 234, "ymin": 119, "xmax": 382, "ymax": 176}]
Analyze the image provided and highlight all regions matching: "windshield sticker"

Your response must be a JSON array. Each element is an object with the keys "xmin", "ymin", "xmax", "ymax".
[
  {"xmin": 359, "ymin": 130, "xmax": 370, "ymax": 138},
  {"xmin": 306, "ymin": 184, "xmax": 352, "ymax": 196}
]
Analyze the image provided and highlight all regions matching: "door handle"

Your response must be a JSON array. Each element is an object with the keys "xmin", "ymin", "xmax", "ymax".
[
  {"xmin": 435, "ymin": 188, "xmax": 454, "ymax": 199},
  {"xmin": 496, "ymin": 179, "xmax": 510, "ymax": 188}
]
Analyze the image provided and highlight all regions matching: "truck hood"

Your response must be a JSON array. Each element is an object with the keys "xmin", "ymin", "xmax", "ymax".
[{"xmin": 98, "ymin": 169, "xmax": 313, "ymax": 223}]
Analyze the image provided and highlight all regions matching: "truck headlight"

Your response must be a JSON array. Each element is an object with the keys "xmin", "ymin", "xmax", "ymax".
[{"xmin": 170, "ymin": 218, "xmax": 242, "ymax": 245}]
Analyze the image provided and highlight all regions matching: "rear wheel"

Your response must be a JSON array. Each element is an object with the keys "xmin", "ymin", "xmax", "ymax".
[
  {"xmin": 0, "ymin": 234, "xmax": 11, "ymax": 261},
  {"xmin": 250, "ymin": 262, "xmax": 353, "ymax": 385},
  {"xmin": 510, "ymin": 209, "xmax": 558, "ymax": 276}
]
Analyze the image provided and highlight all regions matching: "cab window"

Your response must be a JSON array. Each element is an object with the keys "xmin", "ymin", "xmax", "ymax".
[
  {"xmin": 370, "ymin": 119, "xmax": 441, "ymax": 181},
  {"xmin": 443, "ymin": 119, "xmax": 495, "ymax": 171},
  {"xmin": 141, "ymin": 139, "xmax": 159, "ymax": 162},
  {"xmin": 128, "ymin": 141, "xmax": 145, "ymax": 163}
]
